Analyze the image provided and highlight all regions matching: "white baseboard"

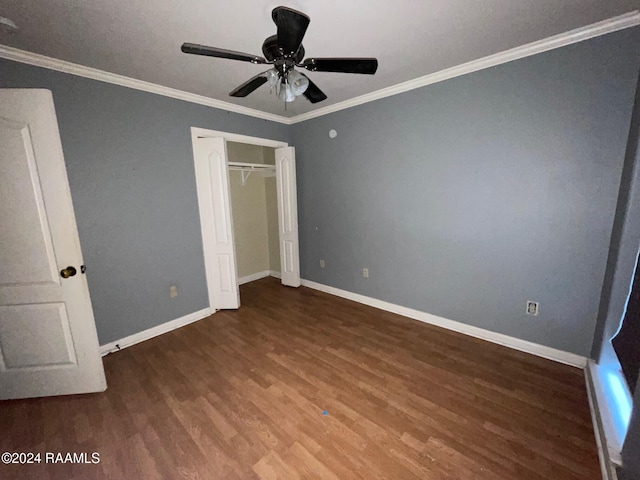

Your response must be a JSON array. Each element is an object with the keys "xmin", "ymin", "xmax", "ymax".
[
  {"xmin": 100, "ymin": 278, "xmax": 587, "ymax": 366},
  {"xmin": 102, "ymin": 271, "xmax": 285, "ymax": 356},
  {"xmin": 300, "ymin": 279, "xmax": 587, "ymax": 368},
  {"xmin": 238, "ymin": 270, "xmax": 282, "ymax": 285},
  {"xmin": 585, "ymin": 361, "xmax": 619, "ymax": 480},
  {"xmin": 99, "ymin": 307, "xmax": 211, "ymax": 356},
  {"xmin": 238, "ymin": 270, "xmax": 272, "ymax": 285}
]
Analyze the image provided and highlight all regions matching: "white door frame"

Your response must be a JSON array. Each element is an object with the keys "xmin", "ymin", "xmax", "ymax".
[{"xmin": 190, "ymin": 127, "xmax": 290, "ymax": 312}]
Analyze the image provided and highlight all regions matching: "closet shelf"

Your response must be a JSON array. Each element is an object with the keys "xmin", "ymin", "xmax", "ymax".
[
  {"xmin": 228, "ymin": 161, "xmax": 275, "ymax": 170},
  {"xmin": 228, "ymin": 162, "xmax": 276, "ymax": 185}
]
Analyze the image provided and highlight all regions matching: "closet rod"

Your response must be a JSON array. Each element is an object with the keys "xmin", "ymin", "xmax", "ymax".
[
  {"xmin": 228, "ymin": 161, "xmax": 275, "ymax": 170},
  {"xmin": 228, "ymin": 162, "xmax": 276, "ymax": 186}
]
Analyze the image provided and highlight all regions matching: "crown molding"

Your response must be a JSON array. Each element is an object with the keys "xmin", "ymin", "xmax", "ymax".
[
  {"xmin": 0, "ymin": 44, "xmax": 290, "ymax": 124},
  {"xmin": 1, "ymin": 10, "xmax": 638, "ymax": 126},
  {"xmin": 288, "ymin": 10, "xmax": 640, "ymax": 124}
]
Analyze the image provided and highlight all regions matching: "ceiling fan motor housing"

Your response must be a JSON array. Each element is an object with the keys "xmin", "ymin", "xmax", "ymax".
[{"xmin": 262, "ymin": 35, "xmax": 305, "ymax": 63}]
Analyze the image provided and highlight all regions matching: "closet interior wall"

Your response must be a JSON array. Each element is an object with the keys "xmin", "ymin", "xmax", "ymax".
[{"xmin": 227, "ymin": 142, "xmax": 280, "ymax": 281}]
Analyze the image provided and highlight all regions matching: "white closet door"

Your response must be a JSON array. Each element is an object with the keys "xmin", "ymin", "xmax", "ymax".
[
  {"xmin": 275, "ymin": 147, "xmax": 301, "ymax": 287},
  {"xmin": 194, "ymin": 137, "xmax": 240, "ymax": 309}
]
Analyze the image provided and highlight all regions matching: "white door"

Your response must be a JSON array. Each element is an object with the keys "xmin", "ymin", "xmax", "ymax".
[
  {"xmin": 275, "ymin": 147, "xmax": 301, "ymax": 287},
  {"xmin": 194, "ymin": 137, "xmax": 240, "ymax": 309},
  {"xmin": 0, "ymin": 89, "xmax": 106, "ymax": 400}
]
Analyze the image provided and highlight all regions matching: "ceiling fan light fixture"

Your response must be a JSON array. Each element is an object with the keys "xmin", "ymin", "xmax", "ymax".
[
  {"xmin": 181, "ymin": 6, "xmax": 378, "ymax": 105},
  {"xmin": 287, "ymin": 69, "xmax": 309, "ymax": 96}
]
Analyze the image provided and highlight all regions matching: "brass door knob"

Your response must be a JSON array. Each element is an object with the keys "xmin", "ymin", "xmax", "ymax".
[{"xmin": 60, "ymin": 266, "xmax": 77, "ymax": 279}]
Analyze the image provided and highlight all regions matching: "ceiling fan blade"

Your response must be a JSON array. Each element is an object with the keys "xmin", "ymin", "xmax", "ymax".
[
  {"xmin": 229, "ymin": 73, "xmax": 269, "ymax": 97},
  {"xmin": 273, "ymin": 7, "xmax": 310, "ymax": 56},
  {"xmin": 300, "ymin": 74, "xmax": 327, "ymax": 104},
  {"xmin": 181, "ymin": 43, "xmax": 267, "ymax": 64},
  {"xmin": 301, "ymin": 58, "xmax": 378, "ymax": 75}
]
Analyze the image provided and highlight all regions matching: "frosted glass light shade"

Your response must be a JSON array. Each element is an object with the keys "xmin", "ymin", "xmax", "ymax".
[
  {"xmin": 287, "ymin": 70, "xmax": 309, "ymax": 96},
  {"xmin": 277, "ymin": 83, "xmax": 296, "ymax": 102},
  {"xmin": 265, "ymin": 69, "xmax": 279, "ymax": 86}
]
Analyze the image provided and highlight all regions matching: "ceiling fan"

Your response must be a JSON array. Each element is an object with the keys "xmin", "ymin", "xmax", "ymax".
[{"xmin": 181, "ymin": 6, "xmax": 378, "ymax": 105}]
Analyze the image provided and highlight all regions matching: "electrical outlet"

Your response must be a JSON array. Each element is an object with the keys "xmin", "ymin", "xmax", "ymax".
[
  {"xmin": 526, "ymin": 301, "xmax": 538, "ymax": 316},
  {"xmin": 320, "ymin": 259, "xmax": 325, "ymax": 268},
  {"xmin": 170, "ymin": 285, "xmax": 178, "ymax": 298},
  {"xmin": 363, "ymin": 268, "xmax": 369, "ymax": 278}
]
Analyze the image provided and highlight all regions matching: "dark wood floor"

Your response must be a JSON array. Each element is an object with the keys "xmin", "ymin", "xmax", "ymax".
[{"xmin": 1, "ymin": 277, "xmax": 600, "ymax": 479}]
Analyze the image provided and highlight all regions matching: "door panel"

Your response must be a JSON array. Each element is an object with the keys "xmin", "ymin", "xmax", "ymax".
[
  {"xmin": 276, "ymin": 147, "xmax": 301, "ymax": 287},
  {"xmin": 0, "ymin": 118, "xmax": 59, "ymax": 285},
  {"xmin": 210, "ymin": 154, "xmax": 231, "ymax": 244},
  {"xmin": 283, "ymin": 241, "xmax": 294, "ymax": 273},
  {"xmin": 0, "ymin": 303, "xmax": 76, "ymax": 369},
  {"xmin": 0, "ymin": 89, "xmax": 106, "ymax": 399},
  {"xmin": 194, "ymin": 137, "xmax": 240, "ymax": 309},
  {"xmin": 217, "ymin": 255, "xmax": 234, "ymax": 293}
]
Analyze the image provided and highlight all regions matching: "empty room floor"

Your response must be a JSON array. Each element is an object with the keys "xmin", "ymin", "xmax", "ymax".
[{"xmin": 1, "ymin": 277, "xmax": 600, "ymax": 479}]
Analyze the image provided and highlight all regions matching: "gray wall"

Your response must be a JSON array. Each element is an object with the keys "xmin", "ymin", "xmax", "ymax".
[
  {"xmin": 1, "ymin": 28, "xmax": 639, "ymax": 356},
  {"xmin": 0, "ymin": 59, "xmax": 289, "ymax": 344},
  {"xmin": 591, "ymin": 69, "xmax": 640, "ymax": 368},
  {"xmin": 291, "ymin": 27, "xmax": 640, "ymax": 356},
  {"xmin": 607, "ymin": 71, "xmax": 640, "ymax": 480}
]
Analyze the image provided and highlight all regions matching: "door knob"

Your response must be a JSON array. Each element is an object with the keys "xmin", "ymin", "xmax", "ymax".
[{"xmin": 60, "ymin": 266, "xmax": 77, "ymax": 279}]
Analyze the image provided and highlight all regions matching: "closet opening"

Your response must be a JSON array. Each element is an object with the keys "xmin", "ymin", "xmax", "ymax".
[
  {"xmin": 227, "ymin": 142, "xmax": 281, "ymax": 301},
  {"xmin": 191, "ymin": 127, "xmax": 300, "ymax": 312}
]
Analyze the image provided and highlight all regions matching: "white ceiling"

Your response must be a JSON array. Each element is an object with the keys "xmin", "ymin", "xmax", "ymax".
[{"xmin": 0, "ymin": 0, "xmax": 638, "ymax": 118}]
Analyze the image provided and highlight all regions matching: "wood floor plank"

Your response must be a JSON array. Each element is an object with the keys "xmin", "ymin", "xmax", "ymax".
[
  {"xmin": 0, "ymin": 277, "xmax": 601, "ymax": 479},
  {"xmin": 253, "ymin": 450, "xmax": 300, "ymax": 480}
]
